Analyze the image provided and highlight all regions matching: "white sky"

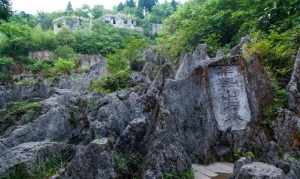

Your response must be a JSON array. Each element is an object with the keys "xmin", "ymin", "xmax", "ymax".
[{"xmin": 11, "ymin": 0, "xmax": 185, "ymax": 14}]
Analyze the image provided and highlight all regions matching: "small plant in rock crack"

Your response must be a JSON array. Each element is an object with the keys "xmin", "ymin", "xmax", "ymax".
[
  {"xmin": 162, "ymin": 169, "xmax": 194, "ymax": 179},
  {"xmin": 113, "ymin": 153, "xmax": 143, "ymax": 179}
]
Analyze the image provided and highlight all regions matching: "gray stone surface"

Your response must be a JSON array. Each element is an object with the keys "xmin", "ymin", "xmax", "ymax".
[
  {"xmin": 0, "ymin": 142, "xmax": 74, "ymax": 178},
  {"xmin": 209, "ymin": 65, "xmax": 251, "ymax": 131},
  {"xmin": 58, "ymin": 140, "xmax": 116, "ymax": 179},
  {"xmin": 288, "ymin": 48, "xmax": 300, "ymax": 115},
  {"xmin": 273, "ymin": 109, "xmax": 300, "ymax": 151},
  {"xmin": 232, "ymin": 162, "xmax": 285, "ymax": 179}
]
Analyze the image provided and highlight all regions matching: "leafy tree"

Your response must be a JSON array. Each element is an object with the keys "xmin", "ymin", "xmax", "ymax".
[
  {"xmin": 75, "ymin": 4, "xmax": 91, "ymax": 18},
  {"xmin": 92, "ymin": 5, "xmax": 104, "ymax": 19},
  {"xmin": 55, "ymin": 28, "xmax": 76, "ymax": 47},
  {"xmin": 138, "ymin": 0, "xmax": 158, "ymax": 12},
  {"xmin": 9, "ymin": 11, "xmax": 37, "ymax": 27},
  {"xmin": 31, "ymin": 26, "xmax": 57, "ymax": 51},
  {"xmin": 0, "ymin": 0, "xmax": 11, "ymax": 21},
  {"xmin": 65, "ymin": 1, "xmax": 74, "ymax": 15},
  {"xmin": 117, "ymin": 3, "xmax": 125, "ymax": 11},
  {"xmin": 171, "ymin": 0, "xmax": 178, "ymax": 10},
  {"xmin": 37, "ymin": 12, "xmax": 53, "ymax": 30},
  {"xmin": 0, "ymin": 21, "xmax": 33, "ymax": 57},
  {"xmin": 125, "ymin": 0, "xmax": 136, "ymax": 8},
  {"xmin": 146, "ymin": 1, "xmax": 175, "ymax": 23}
]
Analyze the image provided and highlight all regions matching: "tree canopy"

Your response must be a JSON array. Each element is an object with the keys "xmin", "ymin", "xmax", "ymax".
[{"xmin": 0, "ymin": 0, "xmax": 11, "ymax": 21}]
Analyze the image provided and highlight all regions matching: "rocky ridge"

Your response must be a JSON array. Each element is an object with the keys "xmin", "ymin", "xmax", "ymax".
[{"xmin": 0, "ymin": 39, "xmax": 299, "ymax": 179}]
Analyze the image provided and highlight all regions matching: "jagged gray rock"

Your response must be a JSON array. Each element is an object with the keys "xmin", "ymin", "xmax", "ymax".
[
  {"xmin": 58, "ymin": 139, "xmax": 116, "ymax": 179},
  {"xmin": 232, "ymin": 162, "xmax": 285, "ymax": 179},
  {"xmin": 287, "ymin": 48, "xmax": 300, "ymax": 115},
  {"xmin": 0, "ymin": 142, "xmax": 74, "ymax": 178},
  {"xmin": 0, "ymin": 93, "xmax": 89, "ymax": 153},
  {"xmin": 0, "ymin": 79, "xmax": 53, "ymax": 108},
  {"xmin": 273, "ymin": 109, "xmax": 300, "ymax": 151},
  {"xmin": 141, "ymin": 39, "xmax": 272, "ymax": 177}
]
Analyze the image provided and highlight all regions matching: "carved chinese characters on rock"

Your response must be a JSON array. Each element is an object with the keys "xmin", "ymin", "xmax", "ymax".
[{"xmin": 209, "ymin": 65, "xmax": 251, "ymax": 131}]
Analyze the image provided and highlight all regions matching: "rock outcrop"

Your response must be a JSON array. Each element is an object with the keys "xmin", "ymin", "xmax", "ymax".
[
  {"xmin": 287, "ymin": 49, "xmax": 300, "ymax": 115},
  {"xmin": 233, "ymin": 162, "xmax": 285, "ymax": 179},
  {"xmin": 0, "ymin": 142, "xmax": 74, "ymax": 178},
  {"xmin": 1, "ymin": 39, "xmax": 300, "ymax": 179}
]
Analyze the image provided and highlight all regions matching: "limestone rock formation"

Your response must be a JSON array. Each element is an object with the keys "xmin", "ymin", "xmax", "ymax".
[
  {"xmin": 2, "ymin": 38, "xmax": 299, "ymax": 179},
  {"xmin": 287, "ymin": 49, "xmax": 300, "ymax": 115},
  {"xmin": 59, "ymin": 139, "xmax": 116, "ymax": 179},
  {"xmin": 232, "ymin": 162, "xmax": 285, "ymax": 179},
  {"xmin": 0, "ymin": 142, "xmax": 74, "ymax": 178}
]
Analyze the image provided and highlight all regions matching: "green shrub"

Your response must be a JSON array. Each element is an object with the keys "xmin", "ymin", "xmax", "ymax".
[
  {"xmin": 52, "ymin": 58, "xmax": 76, "ymax": 75},
  {"xmin": 55, "ymin": 28, "xmax": 76, "ymax": 47},
  {"xmin": 27, "ymin": 60, "xmax": 52, "ymax": 74},
  {"xmin": 0, "ymin": 56, "xmax": 14, "ymax": 81},
  {"xmin": 90, "ymin": 70, "xmax": 131, "ymax": 93},
  {"xmin": 107, "ymin": 36, "xmax": 149, "ymax": 74},
  {"xmin": 31, "ymin": 26, "xmax": 57, "ymax": 51},
  {"xmin": 233, "ymin": 149, "xmax": 255, "ymax": 161},
  {"xmin": 113, "ymin": 153, "xmax": 142, "ymax": 178},
  {"xmin": 54, "ymin": 46, "xmax": 77, "ymax": 60},
  {"xmin": 162, "ymin": 169, "xmax": 194, "ymax": 179}
]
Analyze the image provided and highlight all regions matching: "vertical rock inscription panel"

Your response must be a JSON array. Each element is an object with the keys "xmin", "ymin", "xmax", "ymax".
[{"xmin": 209, "ymin": 65, "xmax": 251, "ymax": 131}]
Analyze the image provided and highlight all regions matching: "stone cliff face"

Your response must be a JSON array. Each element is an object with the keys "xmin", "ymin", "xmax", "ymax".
[{"xmin": 0, "ymin": 40, "xmax": 299, "ymax": 179}]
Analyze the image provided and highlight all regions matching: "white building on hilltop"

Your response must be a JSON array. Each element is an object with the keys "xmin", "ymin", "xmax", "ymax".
[{"xmin": 101, "ymin": 13, "xmax": 144, "ymax": 32}]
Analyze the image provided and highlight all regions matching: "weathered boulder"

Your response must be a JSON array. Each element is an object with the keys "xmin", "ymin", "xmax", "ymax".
[
  {"xmin": 88, "ymin": 91, "xmax": 144, "ymax": 140},
  {"xmin": 0, "ymin": 79, "xmax": 53, "ymax": 108},
  {"xmin": 29, "ymin": 50, "xmax": 54, "ymax": 61},
  {"xmin": 286, "ymin": 159, "xmax": 300, "ymax": 179},
  {"xmin": 287, "ymin": 48, "xmax": 300, "ymax": 115},
  {"xmin": 0, "ymin": 93, "xmax": 89, "ymax": 153},
  {"xmin": 0, "ymin": 142, "xmax": 74, "ymax": 178},
  {"xmin": 141, "ymin": 38, "xmax": 272, "ymax": 177},
  {"xmin": 142, "ymin": 48, "xmax": 170, "ymax": 81},
  {"xmin": 273, "ymin": 109, "xmax": 300, "ymax": 151},
  {"xmin": 232, "ymin": 162, "xmax": 285, "ymax": 179},
  {"xmin": 58, "ymin": 138, "xmax": 116, "ymax": 179},
  {"xmin": 55, "ymin": 57, "xmax": 107, "ymax": 93},
  {"xmin": 114, "ymin": 117, "xmax": 147, "ymax": 152}
]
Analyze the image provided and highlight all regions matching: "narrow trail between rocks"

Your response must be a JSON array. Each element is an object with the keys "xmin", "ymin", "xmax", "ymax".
[{"xmin": 192, "ymin": 162, "xmax": 234, "ymax": 179}]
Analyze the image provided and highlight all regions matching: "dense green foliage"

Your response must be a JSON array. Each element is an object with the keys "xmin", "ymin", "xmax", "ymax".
[
  {"xmin": 52, "ymin": 58, "xmax": 76, "ymax": 75},
  {"xmin": 138, "ymin": 0, "xmax": 158, "ymax": 12},
  {"xmin": 159, "ymin": 0, "xmax": 300, "ymax": 59},
  {"xmin": 89, "ymin": 35, "xmax": 149, "ymax": 94},
  {"xmin": 158, "ymin": 0, "xmax": 300, "ymax": 122},
  {"xmin": 0, "ymin": 56, "xmax": 13, "ymax": 80},
  {"xmin": 0, "ymin": 0, "xmax": 11, "ymax": 21},
  {"xmin": 90, "ymin": 70, "xmax": 131, "ymax": 93},
  {"xmin": 162, "ymin": 169, "xmax": 194, "ymax": 179}
]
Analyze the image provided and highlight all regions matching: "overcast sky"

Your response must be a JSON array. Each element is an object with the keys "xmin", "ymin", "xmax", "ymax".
[{"xmin": 11, "ymin": 0, "xmax": 185, "ymax": 14}]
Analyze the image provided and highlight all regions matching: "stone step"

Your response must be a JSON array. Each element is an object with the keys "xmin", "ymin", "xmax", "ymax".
[{"xmin": 192, "ymin": 162, "xmax": 233, "ymax": 179}]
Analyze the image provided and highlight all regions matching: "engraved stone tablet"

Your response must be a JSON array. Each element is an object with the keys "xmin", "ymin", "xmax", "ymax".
[{"xmin": 209, "ymin": 65, "xmax": 251, "ymax": 131}]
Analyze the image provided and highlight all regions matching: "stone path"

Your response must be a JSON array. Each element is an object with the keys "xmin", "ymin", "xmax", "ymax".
[{"xmin": 192, "ymin": 162, "xmax": 234, "ymax": 179}]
